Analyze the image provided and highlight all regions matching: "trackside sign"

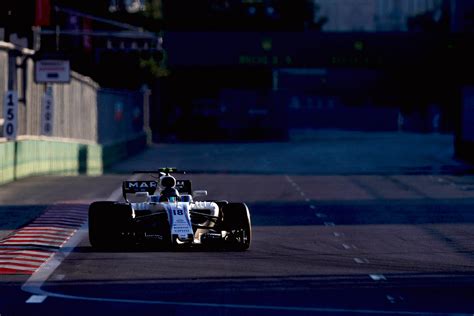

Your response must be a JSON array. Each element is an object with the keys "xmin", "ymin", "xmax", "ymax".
[
  {"xmin": 34, "ymin": 59, "xmax": 71, "ymax": 84},
  {"xmin": 2, "ymin": 91, "xmax": 18, "ymax": 140},
  {"xmin": 41, "ymin": 86, "xmax": 54, "ymax": 136}
]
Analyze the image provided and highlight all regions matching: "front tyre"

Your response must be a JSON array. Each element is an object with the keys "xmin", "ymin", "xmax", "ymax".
[
  {"xmin": 88, "ymin": 201, "xmax": 133, "ymax": 249},
  {"xmin": 222, "ymin": 203, "xmax": 251, "ymax": 251}
]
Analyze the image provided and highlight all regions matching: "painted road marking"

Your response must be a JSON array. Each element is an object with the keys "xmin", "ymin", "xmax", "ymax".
[
  {"xmin": 354, "ymin": 258, "xmax": 370, "ymax": 264},
  {"xmin": 17, "ymin": 227, "xmax": 74, "ymax": 233},
  {"xmin": 0, "ymin": 250, "xmax": 53, "ymax": 258},
  {"xmin": 1, "ymin": 241, "xmax": 64, "ymax": 248},
  {"xmin": 0, "ymin": 203, "xmax": 88, "ymax": 275},
  {"xmin": 0, "ymin": 254, "xmax": 48, "ymax": 262},
  {"xmin": 26, "ymin": 295, "xmax": 47, "ymax": 304},
  {"xmin": 342, "ymin": 243, "xmax": 356, "ymax": 250},
  {"xmin": 33, "ymin": 216, "xmax": 85, "ymax": 222},
  {"xmin": 333, "ymin": 232, "xmax": 344, "ymax": 237},
  {"xmin": 19, "ymin": 177, "xmax": 473, "ymax": 316},
  {"xmin": 5, "ymin": 236, "xmax": 70, "ymax": 243},
  {"xmin": 369, "ymin": 274, "xmax": 386, "ymax": 281},
  {"xmin": 0, "ymin": 264, "xmax": 37, "ymax": 273},
  {"xmin": 34, "ymin": 216, "xmax": 85, "ymax": 222},
  {"xmin": 21, "ymin": 183, "xmax": 470, "ymax": 316},
  {"xmin": 52, "ymin": 274, "xmax": 66, "ymax": 281},
  {"xmin": 285, "ymin": 175, "xmax": 314, "ymax": 206},
  {"xmin": 33, "ymin": 215, "xmax": 84, "ymax": 221},
  {"xmin": 15, "ymin": 232, "xmax": 72, "ymax": 239},
  {"xmin": 386, "ymin": 295, "xmax": 404, "ymax": 304},
  {"xmin": 22, "ymin": 283, "xmax": 471, "ymax": 316},
  {"xmin": 19, "ymin": 226, "xmax": 74, "ymax": 232},
  {"xmin": 315, "ymin": 213, "xmax": 327, "ymax": 218},
  {"xmin": 41, "ymin": 212, "xmax": 86, "ymax": 218},
  {"xmin": 21, "ymin": 174, "xmax": 137, "ymax": 279},
  {"xmin": 29, "ymin": 223, "xmax": 78, "ymax": 229},
  {"xmin": 0, "ymin": 259, "xmax": 43, "ymax": 267},
  {"xmin": 324, "ymin": 222, "xmax": 335, "ymax": 227}
]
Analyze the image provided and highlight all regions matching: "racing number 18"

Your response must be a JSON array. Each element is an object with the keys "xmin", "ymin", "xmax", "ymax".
[{"xmin": 173, "ymin": 209, "xmax": 184, "ymax": 216}]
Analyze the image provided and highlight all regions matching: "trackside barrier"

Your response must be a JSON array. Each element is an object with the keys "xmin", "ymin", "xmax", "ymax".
[
  {"xmin": 0, "ymin": 41, "xmax": 148, "ymax": 186},
  {"xmin": 0, "ymin": 137, "xmax": 99, "ymax": 185},
  {"xmin": 0, "ymin": 134, "xmax": 146, "ymax": 185}
]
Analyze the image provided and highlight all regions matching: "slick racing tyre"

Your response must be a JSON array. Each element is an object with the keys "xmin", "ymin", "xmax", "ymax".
[
  {"xmin": 88, "ymin": 201, "xmax": 133, "ymax": 249},
  {"xmin": 222, "ymin": 203, "xmax": 251, "ymax": 250}
]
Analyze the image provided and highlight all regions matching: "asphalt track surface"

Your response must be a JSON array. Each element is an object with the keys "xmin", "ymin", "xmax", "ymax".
[{"xmin": 1, "ymin": 131, "xmax": 474, "ymax": 316}]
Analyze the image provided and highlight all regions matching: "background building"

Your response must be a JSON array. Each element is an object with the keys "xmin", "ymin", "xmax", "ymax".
[{"xmin": 316, "ymin": 0, "xmax": 443, "ymax": 31}]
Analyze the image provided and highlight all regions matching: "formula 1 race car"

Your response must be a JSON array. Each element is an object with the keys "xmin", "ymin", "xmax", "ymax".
[{"xmin": 88, "ymin": 168, "xmax": 251, "ymax": 250}]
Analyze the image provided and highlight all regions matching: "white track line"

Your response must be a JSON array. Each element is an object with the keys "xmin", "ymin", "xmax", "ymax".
[
  {"xmin": 369, "ymin": 274, "xmax": 386, "ymax": 281},
  {"xmin": 26, "ymin": 295, "xmax": 47, "ymax": 304},
  {"xmin": 20, "ymin": 177, "xmax": 474, "ymax": 315},
  {"xmin": 20, "ymin": 285, "xmax": 472, "ymax": 315},
  {"xmin": 22, "ymin": 175, "xmax": 137, "ymax": 303},
  {"xmin": 354, "ymin": 258, "xmax": 370, "ymax": 264}
]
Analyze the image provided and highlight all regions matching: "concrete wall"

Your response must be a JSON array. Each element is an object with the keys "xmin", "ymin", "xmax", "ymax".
[
  {"xmin": 0, "ymin": 134, "xmax": 146, "ymax": 185},
  {"xmin": 0, "ymin": 41, "xmax": 148, "ymax": 186},
  {"xmin": 0, "ymin": 141, "xmax": 14, "ymax": 185},
  {"xmin": 0, "ymin": 138, "xmax": 100, "ymax": 185}
]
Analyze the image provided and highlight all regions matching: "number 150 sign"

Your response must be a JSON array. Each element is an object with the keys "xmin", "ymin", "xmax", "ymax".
[{"xmin": 3, "ymin": 91, "xmax": 18, "ymax": 140}]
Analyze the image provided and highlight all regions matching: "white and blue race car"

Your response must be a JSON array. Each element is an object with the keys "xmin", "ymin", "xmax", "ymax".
[{"xmin": 88, "ymin": 168, "xmax": 251, "ymax": 250}]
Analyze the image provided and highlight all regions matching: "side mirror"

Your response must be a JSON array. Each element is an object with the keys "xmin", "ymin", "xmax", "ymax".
[{"xmin": 193, "ymin": 190, "xmax": 208, "ymax": 197}]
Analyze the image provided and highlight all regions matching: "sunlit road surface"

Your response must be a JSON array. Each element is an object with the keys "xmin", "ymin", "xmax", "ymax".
[{"xmin": 2, "ymin": 131, "xmax": 474, "ymax": 315}]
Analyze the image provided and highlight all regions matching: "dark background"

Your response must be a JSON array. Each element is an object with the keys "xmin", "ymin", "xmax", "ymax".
[{"xmin": 2, "ymin": 0, "xmax": 474, "ymax": 152}]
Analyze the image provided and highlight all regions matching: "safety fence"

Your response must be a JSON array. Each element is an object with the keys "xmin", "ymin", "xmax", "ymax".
[{"xmin": 0, "ymin": 41, "xmax": 147, "ymax": 185}]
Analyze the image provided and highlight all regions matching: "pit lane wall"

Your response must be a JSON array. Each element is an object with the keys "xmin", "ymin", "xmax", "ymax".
[{"xmin": 0, "ymin": 42, "xmax": 147, "ymax": 185}]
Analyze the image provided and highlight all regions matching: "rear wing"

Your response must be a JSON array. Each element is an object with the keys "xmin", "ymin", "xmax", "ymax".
[
  {"xmin": 122, "ymin": 179, "xmax": 193, "ymax": 201},
  {"xmin": 122, "ymin": 181, "xmax": 158, "ymax": 201}
]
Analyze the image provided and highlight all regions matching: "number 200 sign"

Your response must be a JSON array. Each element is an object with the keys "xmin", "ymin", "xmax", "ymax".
[{"xmin": 3, "ymin": 91, "xmax": 18, "ymax": 140}]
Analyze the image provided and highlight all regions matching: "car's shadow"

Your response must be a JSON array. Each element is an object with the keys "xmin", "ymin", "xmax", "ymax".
[{"xmin": 73, "ymin": 245, "xmax": 249, "ymax": 253}]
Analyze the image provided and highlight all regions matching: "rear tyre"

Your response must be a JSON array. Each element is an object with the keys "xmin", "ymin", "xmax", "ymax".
[
  {"xmin": 222, "ymin": 203, "xmax": 251, "ymax": 251},
  {"xmin": 88, "ymin": 201, "xmax": 133, "ymax": 249}
]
